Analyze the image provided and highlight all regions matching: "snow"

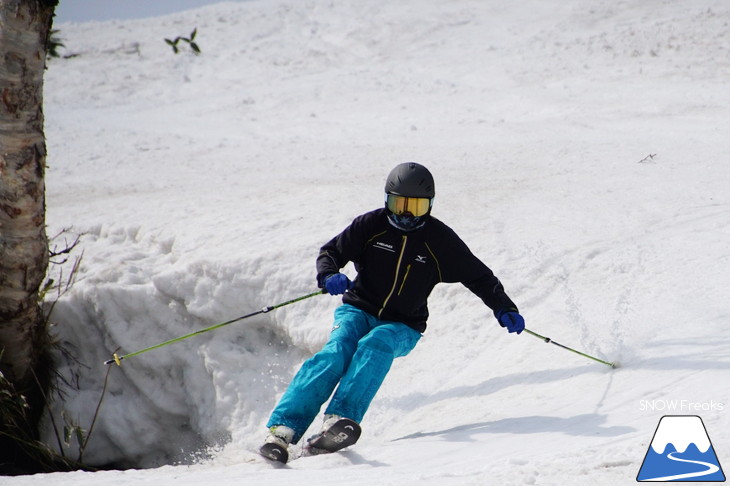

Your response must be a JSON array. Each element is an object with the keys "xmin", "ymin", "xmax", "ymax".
[{"xmin": 8, "ymin": 0, "xmax": 730, "ymax": 484}]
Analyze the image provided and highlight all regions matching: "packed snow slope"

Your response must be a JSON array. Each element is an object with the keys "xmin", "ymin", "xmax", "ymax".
[{"xmin": 11, "ymin": 0, "xmax": 730, "ymax": 484}]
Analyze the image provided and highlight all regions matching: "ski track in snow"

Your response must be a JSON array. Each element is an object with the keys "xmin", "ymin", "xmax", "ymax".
[{"xmin": 6, "ymin": 0, "xmax": 729, "ymax": 484}]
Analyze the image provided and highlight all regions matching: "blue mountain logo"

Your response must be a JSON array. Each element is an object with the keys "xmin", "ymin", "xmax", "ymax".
[{"xmin": 637, "ymin": 415, "xmax": 725, "ymax": 482}]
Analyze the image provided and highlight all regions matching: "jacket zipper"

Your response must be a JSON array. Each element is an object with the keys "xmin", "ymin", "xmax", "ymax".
[
  {"xmin": 398, "ymin": 264, "xmax": 411, "ymax": 296},
  {"xmin": 378, "ymin": 235, "xmax": 407, "ymax": 318}
]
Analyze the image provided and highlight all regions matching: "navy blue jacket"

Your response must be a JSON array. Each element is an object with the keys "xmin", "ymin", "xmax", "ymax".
[{"xmin": 316, "ymin": 208, "xmax": 517, "ymax": 332}]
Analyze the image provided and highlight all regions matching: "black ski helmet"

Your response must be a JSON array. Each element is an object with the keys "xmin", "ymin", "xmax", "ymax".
[
  {"xmin": 383, "ymin": 163, "xmax": 435, "ymax": 231},
  {"xmin": 384, "ymin": 162, "xmax": 435, "ymax": 198}
]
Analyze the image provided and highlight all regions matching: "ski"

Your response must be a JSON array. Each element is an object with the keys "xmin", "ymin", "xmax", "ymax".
[
  {"xmin": 305, "ymin": 417, "xmax": 361, "ymax": 454},
  {"xmin": 259, "ymin": 441, "xmax": 288, "ymax": 464}
]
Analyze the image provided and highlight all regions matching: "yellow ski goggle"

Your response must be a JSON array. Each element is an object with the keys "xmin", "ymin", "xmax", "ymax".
[{"xmin": 386, "ymin": 194, "xmax": 432, "ymax": 217}]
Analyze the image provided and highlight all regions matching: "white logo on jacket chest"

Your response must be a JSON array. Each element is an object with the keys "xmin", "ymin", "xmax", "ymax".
[
  {"xmin": 415, "ymin": 255, "xmax": 427, "ymax": 263},
  {"xmin": 374, "ymin": 241, "xmax": 395, "ymax": 253}
]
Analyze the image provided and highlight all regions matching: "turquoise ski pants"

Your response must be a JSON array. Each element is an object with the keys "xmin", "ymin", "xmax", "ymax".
[{"xmin": 266, "ymin": 304, "xmax": 422, "ymax": 443}]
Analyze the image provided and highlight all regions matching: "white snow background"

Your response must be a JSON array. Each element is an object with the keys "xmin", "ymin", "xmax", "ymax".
[{"xmin": 7, "ymin": 0, "xmax": 730, "ymax": 484}]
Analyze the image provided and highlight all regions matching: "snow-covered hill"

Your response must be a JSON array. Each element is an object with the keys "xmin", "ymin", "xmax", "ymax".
[{"xmin": 9, "ymin": 0, "xmax": 730, "ymax": 484}]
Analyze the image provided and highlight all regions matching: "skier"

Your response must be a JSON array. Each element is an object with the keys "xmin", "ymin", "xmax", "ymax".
[{"xmin": 260, "ymin": 162, "xmax": 524, "ymax": 463}]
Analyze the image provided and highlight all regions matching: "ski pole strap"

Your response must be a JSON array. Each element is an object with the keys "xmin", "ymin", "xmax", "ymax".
[
  {"xmin": 104, "ymin": 289, "xmax": 325, "ymax": 366},
  {"xmin": 523, "ymin": 328, "xmax": 616, "ymax": 368}
]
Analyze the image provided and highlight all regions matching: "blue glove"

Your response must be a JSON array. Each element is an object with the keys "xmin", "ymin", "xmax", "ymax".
[
  {"xmin": 498, "ymin": 309, "xmax": 525, "ymax": 334},
  {"xmin": 324, "ymin": 273, "xmax": 352, "ymax": 295}
]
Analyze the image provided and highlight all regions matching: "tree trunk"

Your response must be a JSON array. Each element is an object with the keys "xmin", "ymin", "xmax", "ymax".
[{"xmin": 0, "ymin": 0, "xmax": 57, "ymax": 474}]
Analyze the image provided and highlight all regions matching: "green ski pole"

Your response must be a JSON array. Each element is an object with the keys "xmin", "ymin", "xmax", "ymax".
[
  {"xmin": 523, "ymin": 328, "xmax": 619, "ymax": 368},
  {"xmin": 105, "ymin": 289, "xmax": 325, "ymax": 366}
]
